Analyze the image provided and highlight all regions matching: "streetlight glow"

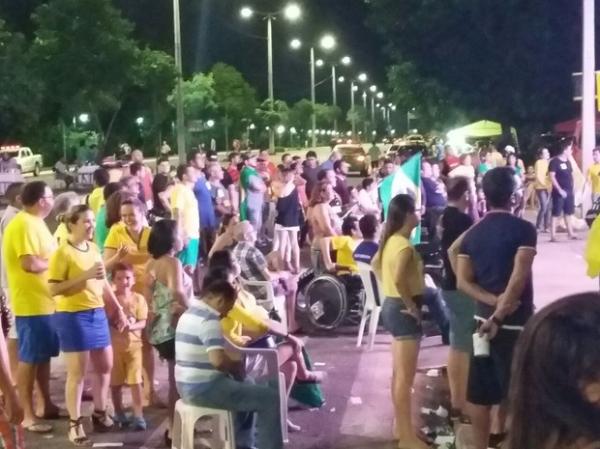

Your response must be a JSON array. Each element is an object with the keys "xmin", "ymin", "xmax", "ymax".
[
  {"xmin": 135, "ymin": 116, "xmax": 144, "ymax": 126},
  {"xmin": 276, "ymin": 125, "xmax": 286, "ymax": 134},
  {"xmin": 358, "ymin": 73, "xmax": 367, "ymax": 82},
  {"xmin": 283, "ymin": 3, "xmax": 301, "ymax": 21},
  {"xmin": 206, "ymin": 119, "xmax": 215, "ymax": 128},
  {"xmin": 377, "ymin": 92, "xmax": 384, "ymax": 99},
  {"xmin": 78, "ymin": 113, "xmax": 90, "ymax": 124},
  {"xmin": 391, "ymin": 105, "xmax": 397, "ymax": 111},
  {"xmin": 338, "ymin": 76, "xmax": 345, "ymax": 83},
  {"xmin": 369, "ymin": 85, "xmax": 377, "ymax": 93},
  {"xmin": 341, "ymin": 56, "xmax": 351, "ymax": 65},
  {"xmin": 315, "ymin": 59, "xmax": 324, "ymax": 68},
  {"xmin": 240, "ymin": 6, "xmax": 253, "ymax": 19},
  {"xmin": 290, "ymin": 127, "xmax": 297, "ymax": 134},
  {"xmin": 352, "ymin": 85, "xmax": 359, "ymax": 92},
  {"xmin": 290, "ymin": 38, "xmax": 302, "ymax": 50},
  {"xmin": 319, "ymin": 34, "xmax": 336, "ymax": 50}
]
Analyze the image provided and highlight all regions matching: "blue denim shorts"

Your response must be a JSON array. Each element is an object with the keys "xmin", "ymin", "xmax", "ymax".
[
  {"xmin": 15, "ymin": 315, "xmax": 60, "ymax": 363},
  {"xmin": 381, "ymin": 297, "xmax": 422, "ymax": 340},
  {"xmin": 442, "ymin": 290, "xmax": 475, "ymax": 352},
  {"xmin": 54, "ymin": 308, "xmax": 110, "ymax": 353}
]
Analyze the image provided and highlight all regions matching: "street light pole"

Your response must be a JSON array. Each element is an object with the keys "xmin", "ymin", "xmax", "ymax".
[
  {"xmin": 370, "ymin": 95, "xmax": 375, "ymax": 129},
  {"xmin": 582, "ymin": 0, "xmax": 596, "ymax": 212},
  {"xmin": 173, "ymin": 0, "xmax": 186, "ymax": 163},
  {"xmin": 310, "ymin": 46, "xmax": 317, "ymax": 149},
  {"xmin": 350, "ymin": 81, "xmax": 356, "ymax": 136},
  {"xmin": 267, "ymin": 15, "xmax": 275, "ymax": 152},
  {"xmin": 331, "ymin": 65, "xmax": 337, "ymax": 132},
  {"xmin": 362, "ymin": 91, "xmax": 367, "ymax": 136}
]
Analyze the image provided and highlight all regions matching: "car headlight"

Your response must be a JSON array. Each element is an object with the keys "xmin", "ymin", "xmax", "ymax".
[{"xmin": 356, "ymin": 155, "xmax": 365, "ymax": 162}]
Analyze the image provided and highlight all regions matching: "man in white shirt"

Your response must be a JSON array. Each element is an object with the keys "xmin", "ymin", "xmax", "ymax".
[{"xmin": 358, "ymin": 178, "xmax": 380, "ymax": 216}]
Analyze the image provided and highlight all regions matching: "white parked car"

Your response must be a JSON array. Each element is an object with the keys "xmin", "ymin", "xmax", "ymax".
[{"xmin": 0, "ymin": 146, "xmax": 43, "ymax": 176}]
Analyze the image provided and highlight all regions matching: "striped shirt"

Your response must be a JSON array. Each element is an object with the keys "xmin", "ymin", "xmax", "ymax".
[{"xmin": 175, "ymin": 300, "xmax": 226, "ymax": 393}]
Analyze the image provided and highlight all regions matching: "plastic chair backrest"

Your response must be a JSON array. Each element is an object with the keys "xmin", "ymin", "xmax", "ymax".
[
  {"xmin": 225, "ymin": 339, "xmax": 279, "ymax": 383},
  {"xmin": 356, "ymin": 262, "xmax": 380, "ymax": 308},
  {"xmin": 239, "ymin": 278, "xmax": 275, "ymax": 303}
]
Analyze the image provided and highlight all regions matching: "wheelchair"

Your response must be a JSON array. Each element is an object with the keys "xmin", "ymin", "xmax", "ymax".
[{"xmin": 295, "ymin": 251, "xmax": 365, "ymax": 333}]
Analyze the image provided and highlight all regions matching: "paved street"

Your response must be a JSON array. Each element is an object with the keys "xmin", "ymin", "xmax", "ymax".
[{"xmin": 23, "ymin": 223, "xmax": 596, "ymax": 449}]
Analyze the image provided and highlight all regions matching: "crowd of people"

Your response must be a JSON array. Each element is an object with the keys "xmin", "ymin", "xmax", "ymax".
[{"xmin": 0, "ymin": 138, "xmax": 596, "ymax": 449}]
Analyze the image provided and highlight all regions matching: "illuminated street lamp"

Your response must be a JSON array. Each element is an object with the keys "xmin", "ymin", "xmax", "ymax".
[
  {"xmin": 135, "ymin": 116, "xmax": 144, "ymax": 126},
  {"xmin": 358, "ymin": 73, "xmax": 367, "ymax": 82},
  {"xmin": 290, "ymin": 38, "xmax": 302, "ymax": 50},
  {"xmin": 320, "ymin": 34, "xmax": 336, "ymax": 50},
  {"xmin": 78, "ymin": 113, "xmax": 90, "ymax": 124},
  {"xmin": 206, "ymin": 119, "xmax": 215, "ymax": 128},
  {"xmin": 240, "ymin": 3, "xmax": 302, "ymax": 151},
  {"xmin": 341, "ymin": 56, "xmax": 352, "ymax": 65},
  {"xmin": 376, "ymin": 92, "xmax": 384, "ymax": 99},
  {"xmin": 315, "ymin": 59, "xmax": 324, "ymax": 68},
  {"xmin": 338, "ymin": 76, "xmax": 345, "ymax": 83}
]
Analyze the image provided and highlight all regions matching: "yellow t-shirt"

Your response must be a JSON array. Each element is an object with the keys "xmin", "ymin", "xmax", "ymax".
[
  {"xmin": 88, "ymin": 187, "xmax": 105, "ymax": 215},
  {"xmin": 170, "ymin": 183, "xmax": 200, "ymax": 239},
  {"xmin": 221, "ymin": 303, "xmax": 269, "ymax": 347},
  {"xmin": 534, "ymin": 159, "xmax": 550, "ymax": 190},
  {"xmin": 2, "ymin": 211, "xmax": 57, "ymax": 316},
  {"xmin": 48, "ymin": 241, "xmax": 105, "ymax": 312},
  {"xmin": 104, "ymin": 223, "xmax": 151, "ymax": 292},
  {"xmin": 331, "ymin": 235, "xmax": 359, "ymax": 273},
  {"xmin": 110, "ymin": 292, "xmax": 148, "ymax": 351},
  {"xmin": 53, "ymin": 222, "xmax": 69, "ymax": 246},
  {"xmin": 379, "ymin": 234, "xmax": 424, "ymax": 298},
  {"xmin": 587, "ymin": 163, "xmax": 600, "ymax": 194}
]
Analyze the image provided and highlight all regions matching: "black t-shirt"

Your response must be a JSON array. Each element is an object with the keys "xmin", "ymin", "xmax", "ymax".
[
  {"xmin": 440, "ymin": 206, "xmax": 473, "ymax": 290},
  {"xmin": 548, "ymin": 157, "xmax": 573, "ymax": 192},
  {"xmin": 459, "ymin": 211, "xmax": 537, "ymax": 326}
]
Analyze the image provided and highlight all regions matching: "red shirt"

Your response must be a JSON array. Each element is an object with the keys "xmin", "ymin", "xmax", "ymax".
[
  {"xmin": 443, "ymin": 155, "xmax": 460, "ymax": 176},
  {"xmin": 227, "ymin": 165, "xmax": 240, "ymax": 183}
]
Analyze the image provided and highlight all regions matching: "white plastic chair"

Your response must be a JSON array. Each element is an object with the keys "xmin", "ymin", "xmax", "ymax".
[
  {"xmin": 239, "ymin": 278, "xmax": 288, "ymax": 334},
  {"xmin": 226, "ymin": 340, "xmax": 289, "ymax": 443},
  {"xmin": 356, "ymin": 262, "xmax": 382, "ymax": 350},
  {"xmin": 172, "ymin": 400, "xmax": 236, "ymax": 449}
]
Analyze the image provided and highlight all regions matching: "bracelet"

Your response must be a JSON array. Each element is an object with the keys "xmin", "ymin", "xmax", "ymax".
[{"xmin": 491, "ymin": 316, "xmax": 503, "ymax": 326}]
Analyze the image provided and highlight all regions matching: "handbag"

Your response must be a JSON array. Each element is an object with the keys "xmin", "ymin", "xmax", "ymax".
[{"xmin": 585, "ymin": 198, "xmax": 600, "ymax": 228}]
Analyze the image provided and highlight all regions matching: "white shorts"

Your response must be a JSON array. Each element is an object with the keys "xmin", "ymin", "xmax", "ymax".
[
  {"xmin": 274, "ymin": 224, "xmax": 300, "ymax": 232},
  {"xmin": 2, "ymin": 289, "xmax": 16, "ymax": 340}
]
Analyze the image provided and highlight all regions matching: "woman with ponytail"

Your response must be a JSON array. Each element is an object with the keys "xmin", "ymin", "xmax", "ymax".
[{"xmin": 371, "ymin": 194, "xmax": 430, "ymax": 449}]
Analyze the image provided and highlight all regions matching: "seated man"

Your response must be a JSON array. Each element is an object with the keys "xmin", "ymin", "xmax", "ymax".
[
  {"xmin": 232, "ymin": 221, "xmax": 299, "ymax": 332},
  {"xmin": 53, "ymin": 157, "xmax": 74, "ymax": 189},
  {"xmin": 175, "ymin": 279, "xmax": 283, "ymax": 449},
  {"xmin": 321, "ymin": 215, "xmax": 362, "ymax": 273}
]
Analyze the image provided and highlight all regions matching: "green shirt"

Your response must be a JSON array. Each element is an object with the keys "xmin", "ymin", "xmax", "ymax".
[{"xmin": 95, "ymin": 205, "xmax": 109, "ymax": 252}]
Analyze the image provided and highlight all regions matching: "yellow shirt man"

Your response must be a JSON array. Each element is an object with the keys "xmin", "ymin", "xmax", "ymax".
[
  {"xmin": 379, "ymin": 234, "xmax": 424, "ymax": 298},
  {"xmin": 331, "ymin": 235, "xmax": 359, "ymax": 273},
  {"xmin": 170, "ymin": 183, "xmax": 200, "ymax": 239},
  {"xmin": 88, "ymin": 187, "xmax": 105, "ymax": 215},
  {"xmin": 2, "ymin": 211, "xmax": 57, "ymax": 316},
  {"xmin": 534, "ymin": 159, "xmax": 551, "ymax": 190},
  {"xmin": 48, "ymin": 241, "xmax": 105, "ymax": 312},
  {"xmin": 587, "ymin": 163, "xmax": 600, "ymax": 198}
]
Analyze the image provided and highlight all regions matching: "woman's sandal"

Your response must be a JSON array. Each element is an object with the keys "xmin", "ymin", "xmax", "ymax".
[
  {"xmin": 91, "ymin": 410, "xmax": 114, "ymax": 432},
  {"xmin": 69, "ymin": 418, "xmax": 92, "ymax": 447}
]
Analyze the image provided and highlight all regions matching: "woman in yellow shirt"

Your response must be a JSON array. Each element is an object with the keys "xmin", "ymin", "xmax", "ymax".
[
  {"xmin": 102, "ymin": 198, "xmax": 157, "ymax": 407},
  {"xmin": 208, "ymin": 250, "xmax": 323, "ymax": 431},
  {"xmin": 372, "ymin": 194, "xmax": 429, "ymax": 449},
  {"xmin": 48, "ymin": 205, "xmax": 127, "ymax": 446}
]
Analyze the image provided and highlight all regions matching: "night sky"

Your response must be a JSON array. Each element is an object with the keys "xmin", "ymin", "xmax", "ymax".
[{"xmin": 0, "ymin": 0, "xmax": 388, "ymax": 109}]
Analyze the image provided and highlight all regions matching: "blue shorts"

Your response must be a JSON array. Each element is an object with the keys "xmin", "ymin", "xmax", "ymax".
[
  {"xmin": 54, "ymin": 308, "xmax": 110, "ymax": 352},
  {"xmin": 15, "ymin": 315, "xmax": 60, "ymax": 364},
  {"xmin": 442, "ymin": 290, "xmax": 475, "ymax": 352},
  {"xmin": 381, "ymin": 297, "xmax": 422, "ymax": 340},
  {"xmin": 178, "ymin": 238, "xmax": 200, "ymax": 267}
]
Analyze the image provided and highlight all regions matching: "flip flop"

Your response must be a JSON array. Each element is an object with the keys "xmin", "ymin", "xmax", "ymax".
[{"xmin": 24, "ymin": 422, "xmax": 53, "ymax": 433}]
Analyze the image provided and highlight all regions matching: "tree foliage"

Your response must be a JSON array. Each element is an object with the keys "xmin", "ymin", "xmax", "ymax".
[
  {"xmin": 289, "ymin": 99, "xmax": 314, "ymax": 131},
  {"xmin": 0, "ymin": 20, "xmax": 43, "ymax": 141},
  {"xmin": 30, "ymin": 0, "xmax": 140, "ymax": 146},
  {"xmin": 173, "ymin": 73, "xmax": 216, "ymax": 121},
  {"xmin": 367, "ymin": 0, "xmax": 579, "ymax": 132}
]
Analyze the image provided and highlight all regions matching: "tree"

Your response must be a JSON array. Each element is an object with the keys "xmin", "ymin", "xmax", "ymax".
[
  {"xmin": 30, "ymin": 0, "xmax": 140, "ymax": 149},
  {"xmin": 289, "ymin": 99, "xmax": 314, "ymax": 131},
  {"xmin": 314, "ymin": 103, "xmax": 341, "ymax": 128},
  {"xmin": 0, "ymin": 20, "xmax": 43, "ymax": 141},
  {"xmin": 172, "ymin": 72, "xmax": 216, "ymax": 121},
  {"xmin": 132, "ymin": 48, "xmax": 177, "ymax": 150},
  {"xmin": 256, "ymin": 99, "xmax": 289, "ymax": 129},
  {"xmin": 367, "ymin": 0, "xmax": 578, "ymax": 138},
  {"xmin": 346, "ymin": 105, "xmax": 371, "ymax": 134},
  {"xmin": 211, "ymin": 63, "xmax": 257, "ymax": 150}
]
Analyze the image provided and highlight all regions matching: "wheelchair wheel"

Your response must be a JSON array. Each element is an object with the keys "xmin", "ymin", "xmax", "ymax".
[{"xmin": 296, "ymin": 273, "xmax": 347, "ymax": 332}]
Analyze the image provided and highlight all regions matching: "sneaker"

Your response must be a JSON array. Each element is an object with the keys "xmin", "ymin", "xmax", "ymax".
[
  {"xmin": 131, "ymin": 416, "xmax": 147, "ymax": 431},
  {"xmin": 113, "ymin": 412, "xmax": 130, "ymax": 428}
]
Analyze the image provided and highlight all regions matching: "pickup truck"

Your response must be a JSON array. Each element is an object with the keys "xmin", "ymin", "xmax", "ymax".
[{"xmin": 0, "ymin": 146, "xmax": 43, "ymax": 176}]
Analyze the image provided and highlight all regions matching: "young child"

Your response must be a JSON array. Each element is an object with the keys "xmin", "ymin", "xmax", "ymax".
[
  {"xmin": 109, "ymin": 263, "xmax": 148, "ymax": 430},
  {"xmin": 322, "ymin": 215, "xmax": 362, "ymax": 273}
]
